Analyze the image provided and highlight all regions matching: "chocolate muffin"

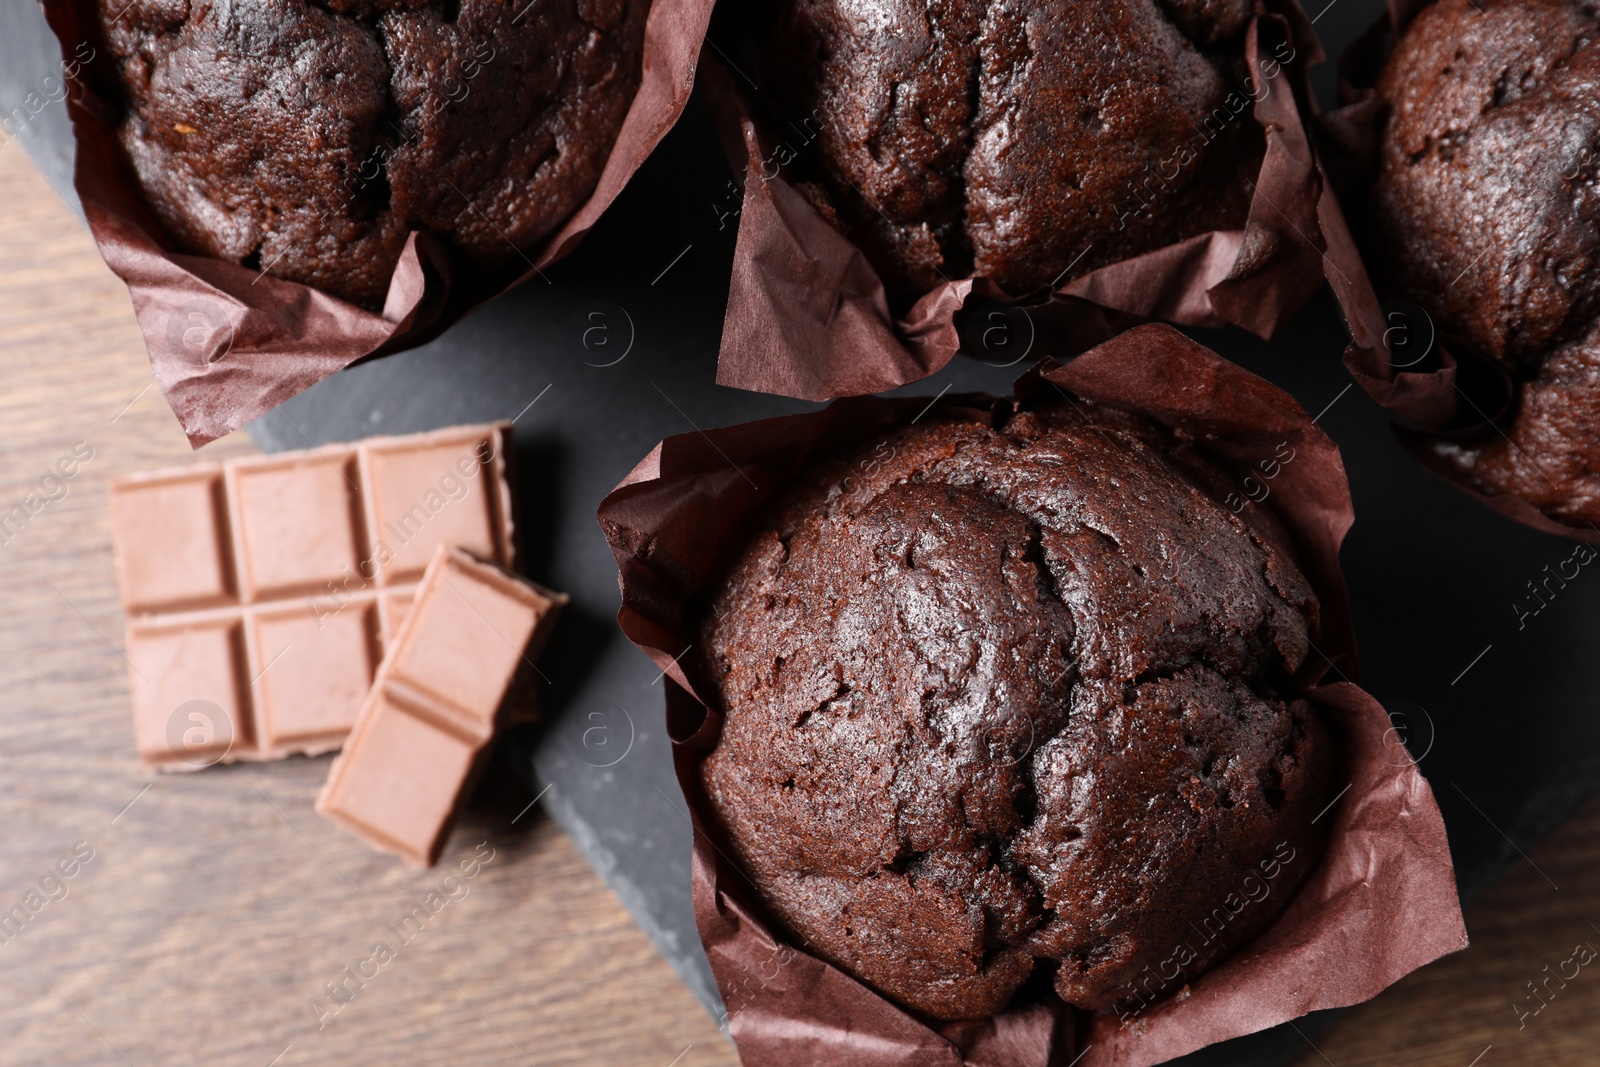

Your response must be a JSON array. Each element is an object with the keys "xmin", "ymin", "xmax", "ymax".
[
  {"xmin": 99, "ymin": 0, "xmax": 648, "ymax": 307},
  {"xmin": 746, "ymin": 0, "xmax": 1265, "ymax": 300},
  {"xmin": 1366, "ymin": 0, "xmax": 1600, "ymax": 524},
  {"xmin": 696, "ymin": 404, "xmax": 1335, "ymax": 1020}
]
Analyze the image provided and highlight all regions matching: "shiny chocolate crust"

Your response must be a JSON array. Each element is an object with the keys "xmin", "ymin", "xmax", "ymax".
[
  {"xmin": 99, "ymin": 0, "xmax": 648, "ymax": 307},
  {"xmin": 696, "ymin": 404, "xmax": 1334, "ymax": 1020}
]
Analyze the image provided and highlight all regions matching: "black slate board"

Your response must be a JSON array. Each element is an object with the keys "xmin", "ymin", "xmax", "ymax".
[{"xmin": 9, "ymin": 1, "xmax": 1600, "ymax": 1062}]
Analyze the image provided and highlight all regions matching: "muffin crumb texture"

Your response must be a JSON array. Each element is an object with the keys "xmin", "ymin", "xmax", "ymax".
[
  {"xmin": 99, "ymin": 0, "xmax": 649, "ymax": 307},
  {"xmin": 698, "ymin": 406, "xmax": 1334, "ymax": 1020}
]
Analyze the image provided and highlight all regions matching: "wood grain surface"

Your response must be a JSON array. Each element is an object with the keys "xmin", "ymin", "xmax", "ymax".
[{"xmin": 0, "ymin": 143, "xmax": 1596, "ymax": 1067}]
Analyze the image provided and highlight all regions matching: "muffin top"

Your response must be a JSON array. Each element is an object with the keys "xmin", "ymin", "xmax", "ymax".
[
  {"xmin": 1369, "ymin": 0, "xmax": 1600, "ymax": 370},
  {"xmin": 1369, "ymin": 0, "xmax": 1600, "ymax": 523},
  {"xmin": 696, "ymin": 404, "xmax": 1333, "ymax": 1020},
  {"xmin": 100, "ymin": 0, "xmax": 648, "ymax": 307},
  {"xmin": 757, "ymin": 0, "xmax": 1263, "ymax": 299}
]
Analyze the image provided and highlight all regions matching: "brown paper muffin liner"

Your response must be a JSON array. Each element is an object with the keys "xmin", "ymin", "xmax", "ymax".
[
  {"xmin": 1314, "ymin": 1, "xmax": 1460, "ymax": 430},
  {"xmin": 701, "ymin": 0, "xmax": 1369, "ymax": 403},
  {"xmin": 1316, "ymin": 0, "xmax": 1600, "ymax": 542},
  {"xmin": 38, "ymin": 0, "xmax": 716, "ymax": 447},
  {"xmin": 598, "ymin": 324, "xmax": 1467, "ymax": 1067}
]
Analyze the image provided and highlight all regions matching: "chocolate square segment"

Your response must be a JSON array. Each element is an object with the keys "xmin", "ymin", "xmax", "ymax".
[
  {"xmin": 109, "ymin": 470, "xmax": 234, "ymax": 612},
  {"xmin": 390, "ymin": 564, "xmax": 543, "ymax": 721},
  {"xmin": 229, "ymin": 454, "xmax": 363, "ymax": 600},
  {"xmin": 249, "ymin": 600, "xmax": 379, "ymax": 754},
  {"xmin": 362, "ymin": 426, "xmax": 511, "ymax": 586},
  {"xmin": 318, "ymin": 545, "xmax": 566, "ymax": 866},
  {"xmin": 127, "ymin": 619, "xmax": 250, "ymax": 768},
  {"xmin": 319, "ymin": 695, "xmax": 482, "ymax": 863}
]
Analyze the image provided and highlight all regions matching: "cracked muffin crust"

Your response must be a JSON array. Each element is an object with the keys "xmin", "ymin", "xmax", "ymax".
[
  {"xmin": 99, "ymin": 0, "xmax": 648, "ymax": 307},
  {"xmin": 1367, "ymin": 0, "xmax": 1600, "ymax": 524},
  {"xmin": 754, "ymin": 0, "xmax": 1264, "ymax": 300},
  {"xmin": 696, "ymin": 404, "xmax": 1335, "ymax": 1020}
]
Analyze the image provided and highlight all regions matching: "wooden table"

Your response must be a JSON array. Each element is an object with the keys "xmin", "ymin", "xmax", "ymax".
[{"xmin": 0, "ymin": 145, "xmax": 1595, "ymax": 1067}]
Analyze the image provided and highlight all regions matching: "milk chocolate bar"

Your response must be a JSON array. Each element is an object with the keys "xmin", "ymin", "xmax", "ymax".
[
  {"xmin": 316, "ymin": 546, "xmax": 566, "ymax": 866},
  {"xmin": 109, "ymin": 423, "xmax": 514, "ymax": 769}
]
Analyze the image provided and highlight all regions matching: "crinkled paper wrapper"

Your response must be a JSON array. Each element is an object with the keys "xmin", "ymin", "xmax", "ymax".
[
  {"xmin": 39, "ymin": 0, "xmax": 716, "ymax": 446},
  {"xmin": 1317, "ymin": 0, "xmax": 1600, "ymax": 542},
  {"xmin": 598, "ymin": 324, "xmax": 1467, "ymax": 1067},
  {"xmin": 704, "ymin": 0, "xmax": 1373, "ymax": 403}
]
